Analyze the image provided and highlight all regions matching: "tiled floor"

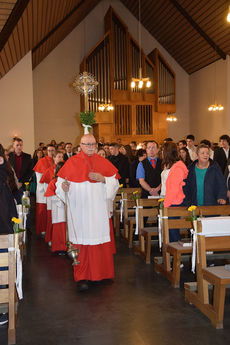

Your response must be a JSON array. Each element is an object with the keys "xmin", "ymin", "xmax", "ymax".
[{"xmin": 1, "ymin": 230, "xmax": 230, "ymax": 344}]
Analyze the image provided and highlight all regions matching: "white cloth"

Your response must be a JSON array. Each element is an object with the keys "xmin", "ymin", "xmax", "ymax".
[
  {"xmin": 198, "ymin": 216, "xmax": 230, "ymax": 237},
  {"xmin": 56, "ymin": 175, "xmax": 119, "ymax": 245},
  {"xmin": 50, "ymin": 195, "xmax": 66, "ymax": 224},
  {"xmin": 160, "ymin": 168, "xmax": 170, "ymax": 197},
  {"xmin": 16, "ymin": 248, "xmax": 23, "ymax": 300},
  {"xmin": 35, "ymin": 172, "xmax": 46, "ymax": 204}
]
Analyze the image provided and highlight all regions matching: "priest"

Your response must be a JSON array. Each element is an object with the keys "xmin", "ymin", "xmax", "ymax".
[{"xmin": 56, "ymin": 134, "xmax": 119, "ymax": 291}]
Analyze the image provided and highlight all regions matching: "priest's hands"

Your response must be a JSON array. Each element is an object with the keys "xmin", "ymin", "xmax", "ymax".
[
  {"xmin": 88, "ymin": 172, "xmax": 105, "ymax": 183},
  {"xmin": 62, "ymin": 181, "xmax": 70, "ymax": 192}
]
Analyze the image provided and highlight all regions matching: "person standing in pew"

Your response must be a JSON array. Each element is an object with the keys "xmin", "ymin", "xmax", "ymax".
[
  {"xmin": 56, "ymin": 134, "xmax": 119, "ymax": 292},
  {"xmin": 136, "ymin": 140, "xmax": 162, "ymax": 198},
  {"xmin": 162, "ymin": 142, "xmax": 188, "ymax": 242},
  {"xmin": 0, "ymin": 145, "xmax": 18, "ymax": 326},
  {"xmin": 184, "ymin": 144, "xmax": 227, "ymax": 206}
]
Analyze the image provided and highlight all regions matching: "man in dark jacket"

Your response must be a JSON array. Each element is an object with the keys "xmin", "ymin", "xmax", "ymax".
[
  {"xmin": 136, "ymin": 140, "xmax": 162, "ymax": 198},
  {"xmin": 9, "ymin": 137, "xmax": 33, "ymax": 186},
  {"xmin": 214, "ymin": 134, "xmax": 230, "ymax": 174},
  {"xmin": 109, "ymin": 143, "xmax": 129, "ymax": 186}
]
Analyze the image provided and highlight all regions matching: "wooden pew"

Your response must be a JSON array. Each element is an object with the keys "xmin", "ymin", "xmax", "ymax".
[
  {"xmin": 184, "ymin": 217, "xmax": 230, "ymax": 329},
  {"xmin": 154, "ymin": 206, "xmax": 191, "ymax": 287},
  {"xmin": 0, "ymin": 234, "xmax": 16, "ymax": 344},
  {"xmin": 154, "ymin": 205, "xmax": 230, "ymax": 288},
  {"xmin": 122, "ymin": 188, "xmax": 141, "ymax": 243},
  {"xmin": 112, "ymin": 188, "xmax": 141, "ymax": 237},
  {"xmin": 133, "ymin": 198, "xmax": 159, "ymax": 264}
]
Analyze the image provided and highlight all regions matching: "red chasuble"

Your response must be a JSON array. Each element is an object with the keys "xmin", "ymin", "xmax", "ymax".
[
  {"xmin": 33, "ymin": 156, "xmax": 54, "ymax": 174},
  {"xmin": 34, "ymin": 156, "xmax": 53, "ymax": 235},
  {"xmin": 40, "ymin": 164, "xmax": 56, "ymax": 184},
  {"xmin": 45, "ymin": 178, "xmax": 67, "ymax": 252},
  {"xmin": 57, "ymin": 151, "xmax": 119, "ymax": 282}
]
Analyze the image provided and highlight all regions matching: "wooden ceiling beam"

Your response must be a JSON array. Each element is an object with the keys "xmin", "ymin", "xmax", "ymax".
[
  {"xmin": 169, "ymin": 0, "xmax": 226, "ymax": 60},
  {"xmin": 32, "ymin": 0, "xmax": 88, "ymax": 53},
  {"xmin": 0, "ymin": 0, "xmax": 30, "ymax": 52}
]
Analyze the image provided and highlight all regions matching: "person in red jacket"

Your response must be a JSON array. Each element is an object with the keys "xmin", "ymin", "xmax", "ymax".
[{"xmin": 161, "ymin": 142, "xmax": 188, "ymax": 242}]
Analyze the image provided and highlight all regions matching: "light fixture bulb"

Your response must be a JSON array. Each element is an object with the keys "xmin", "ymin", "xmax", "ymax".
[
  {"xmin": 146, "ymin": 80, "xmax": 151, "ymax": 88},
  {"xmin": 131, "ymin": 81, "xmax": 135, "ymax": 88},
  {"xmin": 219, "ymin": 105, "xmax": 224, "ymax": 111},
  {"xmin": 138, "ymin": 80, "xmax": 143, "ymax": 88},
  {"xmin": 227, "ymin": 6, "xmax": 230, "ymax": 22},
  {"xmin": 208, "ymin": 106, "xmax": 213, "ymax": 111}
]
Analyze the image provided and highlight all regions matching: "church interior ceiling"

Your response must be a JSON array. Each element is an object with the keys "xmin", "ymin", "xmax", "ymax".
[{"xmin": 0, "ymin": 0, "xmax": 229, "ymax": 79}]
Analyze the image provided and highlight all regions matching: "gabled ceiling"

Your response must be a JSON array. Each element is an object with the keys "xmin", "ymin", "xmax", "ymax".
[{"xmin": 0, "ymin": 0, "xmax": 230, "ymax": 79}]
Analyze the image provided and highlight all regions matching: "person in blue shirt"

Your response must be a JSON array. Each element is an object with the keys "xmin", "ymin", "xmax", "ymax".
[{"xmin": 136, "ymin": 140, "xmax": 162, "ymax": 198}]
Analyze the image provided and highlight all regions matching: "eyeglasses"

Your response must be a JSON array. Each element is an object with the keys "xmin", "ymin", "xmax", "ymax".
[{"xmin": 81, "ymin": 143, "xmax": 97, "ymax": 147}]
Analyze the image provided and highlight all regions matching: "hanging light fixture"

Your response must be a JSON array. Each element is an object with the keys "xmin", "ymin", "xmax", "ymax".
[
  {"xmin": 227, "ymin": 6, "xmax": 230, "ymax": 22},
  {"xmin": 131, "ymin": 0, "xmax": 151, "ymax": 90},
  {"xmin": 166, "ymin": 114, "xmax": 177, "ymax": 122},
  {"xmin": 98, "ymin": 104, "xmax": 114, "ymax": 112},
  {"xmin": 208, "ymin": 57, "xmax": 224, "ymax": 112}
]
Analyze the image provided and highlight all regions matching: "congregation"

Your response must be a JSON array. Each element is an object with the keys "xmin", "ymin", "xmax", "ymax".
[{"xmin": 0, "ymin": 132, "xmax": 230, "ymax": 326}]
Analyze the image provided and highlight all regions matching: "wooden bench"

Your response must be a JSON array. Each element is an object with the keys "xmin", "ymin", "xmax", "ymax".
[
  {"xmin": 122, "ymin": 188, "xmax": 141, "ymax": 243},
  {"xmin": 0, "ymin": 234, "xmax": 16, "ymax": 344},
  {"xmin": 113, "ymin": 188, "xmax": 141, "ymax": 237},
  {"xmin": 133, "ymin": 198, "xmax": 159, "ymax": 264},
  {"xmin": 184, "ymin": 217, "xmax": 230, "ymax": 329},
  {"xmin": 154, "ymin": 206, "xmax": 192, "ymax": 287},
  {"xmin": 154, "ymin": 205, "xmax": 230, "ymax": 288}
]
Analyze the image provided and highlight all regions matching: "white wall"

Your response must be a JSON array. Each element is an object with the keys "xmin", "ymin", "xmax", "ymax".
[
  {"xmin": 190, "ymin": 57, "xmax": 229, "ymax": 143},
  {"xmin": 0, "ymin": 52, "xmax": 34, "ymax": 154},
  {"xmin": 33, "ymin": 0, "xmax": 190, "ymax": 145}
]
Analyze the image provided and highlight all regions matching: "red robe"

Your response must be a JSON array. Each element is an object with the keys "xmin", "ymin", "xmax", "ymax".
[
  {"xmin": 40, "ymin": 164, "xmax": 56, "ymax": 242},
  {"xmin": 33, "ymin": 156, "xmax": 54, "ymax": 235},
  {"xmin": 57, "ymin": 151, "xmax": 119, "ymax": 282},
  {"xmin": 45, "ymin": 178, "xmax": 67, "ymax": 252}
]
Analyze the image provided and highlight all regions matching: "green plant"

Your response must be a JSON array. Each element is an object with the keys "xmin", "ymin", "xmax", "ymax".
[{"xmin": 79, "ymin": 111, "xmax": 96, "ymax": 126}]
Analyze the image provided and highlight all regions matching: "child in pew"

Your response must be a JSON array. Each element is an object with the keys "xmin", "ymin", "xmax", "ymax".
[{"xmin": 45, "ymin": 162, "xmax": 67, "ymax": 255}]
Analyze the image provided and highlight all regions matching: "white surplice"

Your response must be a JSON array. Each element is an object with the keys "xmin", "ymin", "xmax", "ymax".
[{"xmin": 56, "ymin": 175, "xmax": 119, "ymax": 245}]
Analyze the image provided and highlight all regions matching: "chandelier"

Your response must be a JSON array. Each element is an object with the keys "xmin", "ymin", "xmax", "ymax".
[
  {"xmin": 98, "ymin": 104, "xmax": 114, "ymax": 112},
  {"xmin": 131, "ymin": 0, "xmax": 151, "ymax": 90},
  {"xmin": 208, "ymin": 104, "xmax": 224, "ymax": 112},
  {"xmin": 166, "ymin": 114, "xmax": 177, "ymax": 122},
  {"xmin": 208, "ymin": 57, "xmax": 224, "ymax": 112}
]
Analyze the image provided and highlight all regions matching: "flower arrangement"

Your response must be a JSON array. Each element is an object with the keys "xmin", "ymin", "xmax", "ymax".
[
  {"xmin": 158, "ymin": 198, "xmax": 164, "ymax": 210},
  {"xmin": 187, "ymin": 205, "xmax": 197, "ymax": 221},
  {"xmin": 132, "ymin": 190, "xmax": 140, "ymax": 200},
  {"xmin": 119, "ymin": 184, "xmax": 124, "ymax": 194},
  {"xmin": 24, "ymin": 182, "xmax": 30, "ymax": 191},
  {"xmin": 11, "ymin": 217, "xmax": 24, "ymax": 233}
]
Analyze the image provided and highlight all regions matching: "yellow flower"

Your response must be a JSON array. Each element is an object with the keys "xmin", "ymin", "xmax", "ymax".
[
  {"xmin": 24, "ymin": 182, "xmax": 29, "ymax": 186},
  {"xmin": 158, "ymin": 198, "xmax": 164, "ymax": 203},
  {"xmin": 188, "ymin": 205, "xmax": 197, "ymax": 212},
  {"xmin": 133, "ymin": 191, "xmax": 138, "ymax": 195},
  {"xmin": 11, "ymin": 217, "xmax": 21, "ymax": 224},
  {"xmin": 119, "ymin": 184, "xmax": 123, "ymax": 188}
]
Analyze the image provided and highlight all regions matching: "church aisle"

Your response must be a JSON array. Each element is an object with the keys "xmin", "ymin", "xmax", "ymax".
[{"xmin": 1, "ymin": 231, "xmax": 230, "ymax": 344}]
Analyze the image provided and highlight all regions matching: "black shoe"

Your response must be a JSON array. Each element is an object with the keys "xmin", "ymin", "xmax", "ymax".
[
  {"xmin": 77, "ymin": 280, "xmax": 88, "ymax": 292},
  {"xmin": 57, "ymin": 251, "xmax": 66, "ymax": 256},
  {"xmin": 0, "ymin": 313, "xmax": 8, "ymax": 326}
]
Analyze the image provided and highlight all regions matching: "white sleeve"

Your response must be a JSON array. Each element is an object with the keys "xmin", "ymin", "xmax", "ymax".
[
  {"xmin": 104, "ymin": 175, "xmax": 119, "ymax": 216},
  {"xmin": 55, "ymin": 177, "xmax": 67, "ymax": 204}
]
